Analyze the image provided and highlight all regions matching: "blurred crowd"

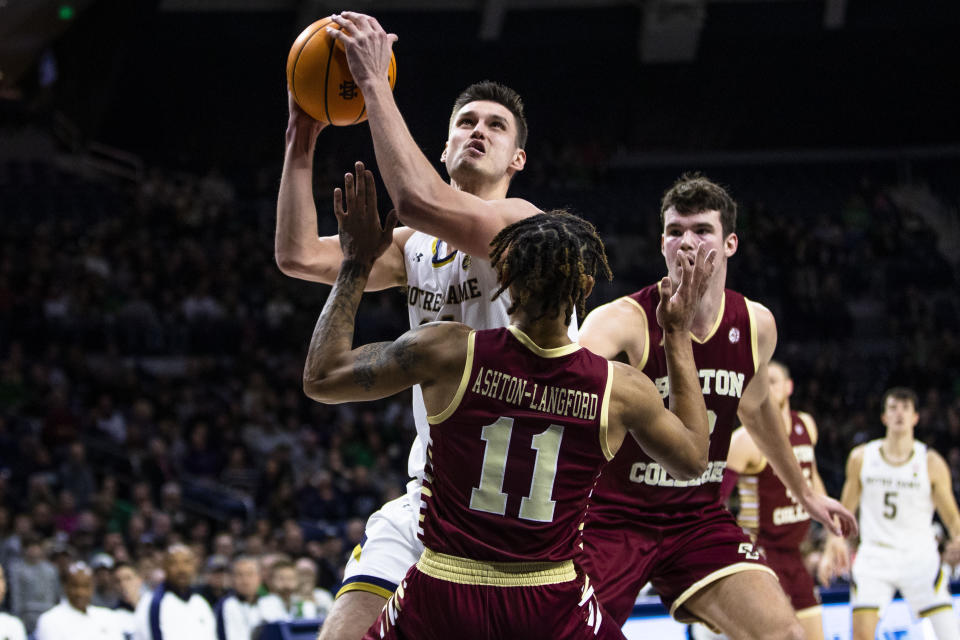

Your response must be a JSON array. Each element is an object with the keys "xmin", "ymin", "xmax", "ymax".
[{"xmin": 0, "ymin": 147, "xmax": 959, "ymax": 636}]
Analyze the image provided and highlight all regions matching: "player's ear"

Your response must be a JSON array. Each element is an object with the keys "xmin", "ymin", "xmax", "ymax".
[
  {"xmin": 440, "ymin": 141, "xmax": 448, "ymax": 163},
  {"xmin": 509, "ymin": 148, "xmax": 526, "ymax": 172},
  {"xmin": 724, "ymin": 232, "xmax": 738, "ymax": 258},
  {"xmin": 582, "ymin": 275, "xmax": 595, "ymax": 301}
]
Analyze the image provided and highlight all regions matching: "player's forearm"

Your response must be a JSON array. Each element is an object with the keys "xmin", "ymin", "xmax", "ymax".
[
  {"xmin": 663, "ymin": 331, "xmax": 710, "ymax": 470},
  {"xmin": 276, "ymin": 128, "xmax": 338, "ymax": 282},
  {"xmin": 360, "ymin": 82, "xmax": 455, "ymax": 230},
  {"xmin": 744, "ymin": 399, "xmax": 813, "ymax": 503},
  {"xmin": 303, "ymin": 259, "xmax": 371, "ymax": 399}
]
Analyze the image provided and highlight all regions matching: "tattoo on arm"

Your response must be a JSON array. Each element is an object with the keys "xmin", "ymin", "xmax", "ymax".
[{"xmin": 350, "ymin": 334, "xmax": 422, "ymax": 391}]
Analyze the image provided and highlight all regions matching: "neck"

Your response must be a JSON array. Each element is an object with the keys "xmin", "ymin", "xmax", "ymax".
[
  {"xmin": 509, "ymin": 309, "xmax": 571, "ymax": 350},
  {"xmin": 70, "ymin": 603, "xmax": 87, "ymax": 614},
  {"xmin": 451, "ymin": 175, "xmax": 509, "ymax": 203},
  {"xmin": 883, "ymin": 431, "xmax": 914, "ymax": 458},
  {"xmin": 780, "ymin": 403, "xmax": 792, "ymax": 432},
  {"xmin": 690, "ymin": 278, "xmax": 726, "ymax": 340}
]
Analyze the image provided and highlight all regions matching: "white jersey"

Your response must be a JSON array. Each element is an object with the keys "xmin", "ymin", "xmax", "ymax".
[
  {"xmin": 401, "ymin": 231, "xmax": 578, "ymax": 480},
  {"xmin": 858, "ymin": 439, "xmax": 936, "ymax": 551}
]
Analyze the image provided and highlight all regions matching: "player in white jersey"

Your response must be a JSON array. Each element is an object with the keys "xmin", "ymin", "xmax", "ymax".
[
  {"xmin": 277, "ymin": 15, "xmax": 562, "ymax": 638},
  {"xmin": 819, "ymin": 387, "xmax": 960, "ymax": 640}
]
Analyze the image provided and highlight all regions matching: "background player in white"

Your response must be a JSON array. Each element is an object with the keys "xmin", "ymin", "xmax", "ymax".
[
  {"xmin": 277, "ymin": 14, "xmax": 552, "ymax": 639},
  {"xmin": 819, "ymin": 387, "xmax": 960, "ymax": 640}
]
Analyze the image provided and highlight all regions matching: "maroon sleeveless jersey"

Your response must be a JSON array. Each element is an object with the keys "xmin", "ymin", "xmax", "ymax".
[
  {"xmin": 739, "ymin": 411, "xmax": 815, "ymax": 550},
  {"xmin": 419, "ymin": 326, "xmax": 613, "ymax": 562},
  {"xmin": 589, "ymin": 284, "xmax": 758, "ymax": 521}
]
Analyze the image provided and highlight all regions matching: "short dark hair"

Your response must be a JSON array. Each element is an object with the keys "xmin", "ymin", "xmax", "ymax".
[
  {"xmin": 489, "ymin": 210, "xmax": 612, "ymax": 326},
  {"xmin": 882, "ymin": 387, "xmax": 918, "ymax": 412},
  {"xmin": 769, "ymin": 360, "xmax": 790, "ymax": 379},
  {"xmin": 450, "ymin": 81, "xmax": 528, "ymax": 149},
  {"xmin": 660, "ymin": 173, "xmax": 737, "ymax": 237}
]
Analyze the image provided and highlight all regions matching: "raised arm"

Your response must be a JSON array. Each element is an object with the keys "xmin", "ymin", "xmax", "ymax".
[
  {"xmin": 606, "ymin": 245, "xmax": 715, "ymax": 479},
  {"xmin": 737, "ymin": 303, "xmax": 857, "ymax": 539},
  {"xmin": 929, "ymin": 449, "xmax": 960, "ymax": 566},
  {"xmin": 276, "ymin": 92, "xmax": 410, "ymax": 290},
  {"xmin": 327, "ymin": 13, "xmax": 540, "ymax": 257},
  {"xmin": 302, "ymin": 165, "xmax": 468, "ymax": 404}
]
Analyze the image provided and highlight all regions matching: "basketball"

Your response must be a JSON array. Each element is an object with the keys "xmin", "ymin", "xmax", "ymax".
[{"xmin": 286, "ymin": 17, "xmax": 397, "ymax": 126}]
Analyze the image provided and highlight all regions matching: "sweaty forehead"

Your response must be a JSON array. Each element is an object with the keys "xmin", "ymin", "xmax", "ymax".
[
  {"xmin": 662, "ymin": 207, "xmax": 722, "ymax": 229},
  {"xmin": 452, "ymin": 100, "xmax": 515, "ymax": 127}
]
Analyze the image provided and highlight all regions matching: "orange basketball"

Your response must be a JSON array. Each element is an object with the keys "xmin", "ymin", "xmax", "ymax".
[{"xmin": 286, "ymin": 17, "xmax": 397, "ymax": 126}]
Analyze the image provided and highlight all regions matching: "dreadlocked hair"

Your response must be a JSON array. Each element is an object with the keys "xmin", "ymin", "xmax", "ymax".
[{"xmin": 489, "ymin": 210, "xmax": 612, "ymax": 326}]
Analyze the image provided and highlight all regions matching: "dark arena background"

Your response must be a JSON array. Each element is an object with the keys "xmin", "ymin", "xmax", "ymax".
[{"xmin": 1, "ymin": 1, "xmax": 959, "ymax": 638}]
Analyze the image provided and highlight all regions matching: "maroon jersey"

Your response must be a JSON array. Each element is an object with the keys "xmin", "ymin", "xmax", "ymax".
[
  {"xmin": 589, "ymin": 284, "xmax": 758, "ymax": 521},
  {"xmin": 419, "ymin": 326, "xmax": 613, "ymax": 562},
  {"xmin": 738, "ymin": 411, "xmax": 815, "ymax": 550}
]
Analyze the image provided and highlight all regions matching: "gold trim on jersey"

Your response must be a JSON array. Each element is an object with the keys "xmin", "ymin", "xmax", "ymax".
[
  {"xmin": 599, "ymin": 361, "xmax": 614, "ymax": 461},
  {"xmin": 934, "ymin": 566, "xmax": 946, "ymax": 592},
  {"xmin": 421, "ymin": 486, "xmax": 433, "ymax": 497},
  {"xmin": 507, "ymin": 325, "xmax": 581, "ymax": 357},
  {"xmin": 416, "ymin": 548, "xmax": 576, "ymax": 587},
  {"xmin": 428, "ymin": 331, "xmax": 476, "ymax": 424},
  {"xmin": 654, "ymin": 282, "xmax": 726, "ymax": 344},
  {"xmin": 745, "ymin": 297, "xmax": 759, "ymax": 372},
  {"xmin": 430, "ymin": 237, "xmax": 457, "ymax": 268},
  {"xmin": 795, "ymin": 605, "xmax": 823, "ymax": 619},
  {"xmin": 919, "ymin": 604, "xmax": 953, "ymax": 618},
  {"xmin": 670, "ymin": 563, "xmax": 776, "ymax": 619},
  {"xmin": 622, "ymin": 297, "xmax": 650, "ymax": 370},
  {"xmin": 878, "ymin": 443, "xmax": 916, "ymax": 467},
  {"xmin": 336, "ymin": 581, "xmax": 395, "ymax": 600}
]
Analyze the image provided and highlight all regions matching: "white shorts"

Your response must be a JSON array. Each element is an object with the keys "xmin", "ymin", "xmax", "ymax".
[
  {"xmin": 851, "ymin": 542, "xmax": 953, "ymax": 619},
  {"xmin": 337, "ymin": 486, "xmax": 424, "ymax": 600}
]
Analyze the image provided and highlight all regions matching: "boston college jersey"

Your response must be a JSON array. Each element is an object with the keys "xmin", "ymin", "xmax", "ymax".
[
  {"xmin": 737, "ymin": 411, "xmax": 815, "ymax": 550},
  {"xmin": 589, "ymin": 284, "xmax": 757, "ymax": 521},
  {"xmin": 858, "ymin": 439, "xmax": 936, "ymax": 551},
  {"xmin": 402, "ymin": 231, "xmax": 577, "ymax": 480},
  {"xmin": 419, "ymin": 326, "xmax": 613, "ymax": 562}
]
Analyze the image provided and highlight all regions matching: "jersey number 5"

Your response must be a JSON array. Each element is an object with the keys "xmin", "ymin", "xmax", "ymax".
[{"xmin": 469, "ymin": 417, "xmax": 564, "ymax": 523}]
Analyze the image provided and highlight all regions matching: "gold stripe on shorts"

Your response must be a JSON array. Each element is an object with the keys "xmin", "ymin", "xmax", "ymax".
[{"xmin": 416, "ymin": 547, "xmax": 575, "ymax": 587}]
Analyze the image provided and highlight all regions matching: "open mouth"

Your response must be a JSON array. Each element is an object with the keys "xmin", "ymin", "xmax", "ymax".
[{"xmin": 465, "ymin": 140, "xmax": 486, "ymax": 155}]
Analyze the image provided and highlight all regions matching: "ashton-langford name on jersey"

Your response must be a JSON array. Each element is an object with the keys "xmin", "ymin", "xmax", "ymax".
[{"xmin": 470, "ymin": 366, "xmax": 600, "ymax": 420}]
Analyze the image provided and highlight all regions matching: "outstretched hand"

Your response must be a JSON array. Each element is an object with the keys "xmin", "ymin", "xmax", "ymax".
[
  {"xmin": 333, "ymin": 161, "xmax": 398, "ymax": 267},
  {"xmin": 328, "ymin": 12, "xmax": 397, "ymax": 87},
  {"xmin": 656, "ymin": 243, "xmax": 716, "ymax": 334},
  {"xmin": 803, "ymin": 493, "xmax": 858, "ymax": 539},
  {"xmin": 816, "ymin": 535, "xmax": 852, "ymax": 586}
]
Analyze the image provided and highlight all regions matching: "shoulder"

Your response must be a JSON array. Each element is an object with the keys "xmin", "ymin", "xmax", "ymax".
[
  {"xmin": 745, "ymin": 298, "xmax": 776, "ymax": 346},
  {"xmin": 728, "ymin": 425, "xmax": 763, "ymax": 472},
  {"xmin": 927, "ymin": 448, "xmax": 950, "ymax": 479},
  {"xmin": 393, "ymin": 226, "xmax": 417, "ymax": 250},
  {"xmin": 608, "ymin": 361, "xmax": 659, "ymax": 406},
  {"xmin": 489, "ymin": 197, "xmax": 541, "ymax": 224},
  {"xmin": 847, "ymin": 443, "xmax": 868, "ymax": 468},
  {"xmin": 797, "ymin": 411, "xmax": 818, "ymax": 443},
  {"xmin": 582, "ymin": 297, "xmax": 648, "ymax": 338}
]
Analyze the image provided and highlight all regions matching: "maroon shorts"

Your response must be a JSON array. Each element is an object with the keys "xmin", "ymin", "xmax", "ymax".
[
  {"xmin": 361, "ymin": 549, "xmax": 626, "ymax": 640},
  {"xmin": 580, "ymin": 503, "xmax": 774, "ymax": 625},
  {"xmin": 761, "ymin": 546, "xmax": 820, "ymax": 615}
]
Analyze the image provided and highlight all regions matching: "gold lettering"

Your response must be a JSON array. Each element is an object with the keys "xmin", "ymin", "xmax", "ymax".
[{"xmin": 471, "ymin": 367, "xmax": 484, "ymax": 394}]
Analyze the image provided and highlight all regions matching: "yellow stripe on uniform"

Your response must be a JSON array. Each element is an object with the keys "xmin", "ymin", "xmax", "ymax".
[
  {"xmin": 336, "ymin": 581, "xmax": 395, "ymax": 600},
  {"xmin": 416, "ymin": 548, "xmax": 575, "ymax": 587},
  {"xmin": 599, "ymin": 361, "xmax": 615, "ymax": 461},
  {"xmin": 428, "ymin": 331, "xmax": 476, "ymax": 424}
]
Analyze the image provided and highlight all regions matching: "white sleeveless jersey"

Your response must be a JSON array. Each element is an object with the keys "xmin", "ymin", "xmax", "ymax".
[
  {"xmin": 858, "ymin": 439, "xmax": 936, "ymax": 551},
  {"xmin": 401, "ymin": 231, "xmax": 578, "ymax": 479}
]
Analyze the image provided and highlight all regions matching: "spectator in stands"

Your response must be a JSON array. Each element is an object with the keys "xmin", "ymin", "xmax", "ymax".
[
  {"xmin": 212, "ymin": 532, "xmax": 235, "ymax": 559},
  {"xmin": 35, "ymin": 562, "xmax": 123, "ymax": 640},
  {"xmin": 8, "ymin": 534, "xmax": 59, "ymax": 632},
  {"xmin": 90, "ymin": 552, "xmax": 118, "ymax": 607},
  {"xmin": 260, "ymin": 560, "xmax": 317, "ymax": 620},
  {"xmin": 112, "ymin": 561, "xmax": 147, "ymax": 640},
  {"xmin": 0, "ymin": 565, "xmax": 27, "ymax": 640},
  {"xmin": 134, "ymin": 544, "xmax": 215, "ymax": 640},
  {"xmin": 197, "ymin": 555, "xmax": 230, "ymax": 607},
  {"xmin": 215, "ymin": 556, "xmax": 267, "ymax": 640},
  {"xmin": 59, "ymin": 441, "xmax": 96, "ymax": 508},
  {"xmin": 294, "ymin": 557, "xmax": 333, "ymax": 619}
]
